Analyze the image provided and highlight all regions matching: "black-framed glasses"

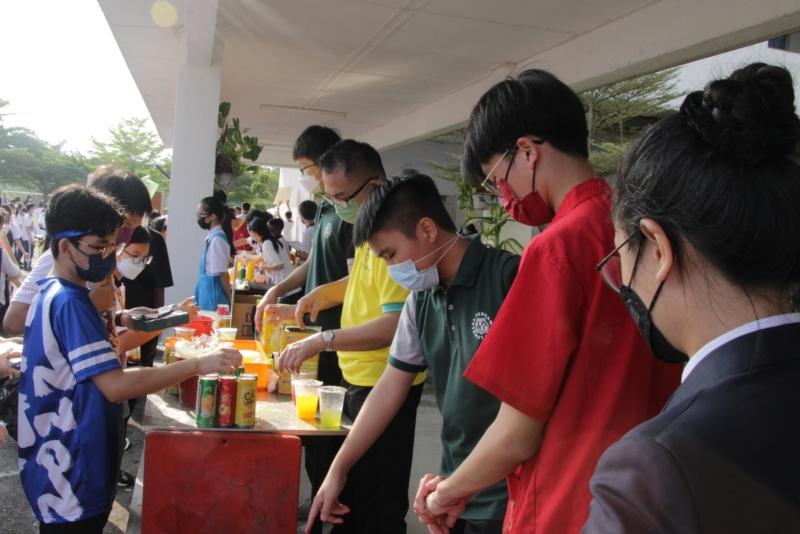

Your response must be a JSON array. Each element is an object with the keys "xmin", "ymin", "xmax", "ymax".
[
  {"xmin": 299, "ymin": 162, "xmax": 317, "ymax": 176},
  {"xmin": 72, "ymin": 239, "xmax": 117, "ymax": 259},
  {"xmin": 322, "ymin": 177, "xmax": 375, "ymax": 207},
  {"xmin": 596, "ymin": 233, "xmax": 636, "ymax": 294}
]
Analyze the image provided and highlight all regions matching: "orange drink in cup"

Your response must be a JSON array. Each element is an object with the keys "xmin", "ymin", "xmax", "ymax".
[{"xmin": 293, "ymin": 379, "xmax": 322, "ymax": 420}]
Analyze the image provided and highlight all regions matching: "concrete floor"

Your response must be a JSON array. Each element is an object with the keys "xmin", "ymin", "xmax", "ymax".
[{"xmin": 0, "ymin": 381, "xmax": 443, "ymax": 534}]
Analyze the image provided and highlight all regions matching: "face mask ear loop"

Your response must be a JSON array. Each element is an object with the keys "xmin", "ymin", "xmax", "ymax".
[{"xmin": 415, "ymin": 234, "xmax": 460, "ymax": 267}]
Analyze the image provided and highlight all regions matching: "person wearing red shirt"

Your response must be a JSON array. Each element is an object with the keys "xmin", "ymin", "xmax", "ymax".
[{"xmin": 414, "ymin": 69, "xmax": 681, "ymax": 534}]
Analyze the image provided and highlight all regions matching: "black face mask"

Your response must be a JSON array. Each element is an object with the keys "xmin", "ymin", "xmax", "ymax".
[
  {"xmin": 70, "ymin": 247, "xmax": 117, "ymax": 283},
  {"xmin": 197, "ymin": 216, "xmax": 211, "ymax": 230},
  {"xmin": 621, "ymin": 257, "xmax": 688, "ymax": 364}
]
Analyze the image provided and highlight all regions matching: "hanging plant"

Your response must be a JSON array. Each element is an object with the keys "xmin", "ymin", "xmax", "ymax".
[{"xmin": 215, "ymin": 102, "xmax": 263, "ymax": 183}]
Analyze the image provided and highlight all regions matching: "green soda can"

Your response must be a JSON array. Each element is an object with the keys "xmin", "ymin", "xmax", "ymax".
[
  {"xmin": 164, "ymin": 337, "xmax": 178, "ymax": 396},
  {"xmin": 195, "ymin": 374, "xmax": 219, "ymax": 428}
]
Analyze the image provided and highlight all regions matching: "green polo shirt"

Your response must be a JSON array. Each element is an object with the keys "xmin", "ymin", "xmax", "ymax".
[
  {"xmin": 388, "ymin": 237, "xmax": 519, "ymax": 520},
  {"xmin": 306, "ymin": 201, "xmax": 355, "ymax": 331}
]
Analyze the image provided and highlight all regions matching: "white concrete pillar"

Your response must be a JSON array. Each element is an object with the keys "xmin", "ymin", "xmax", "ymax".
[{"xmin": 165, "ymin": 0, "xmax": 221, "ymax": 305}]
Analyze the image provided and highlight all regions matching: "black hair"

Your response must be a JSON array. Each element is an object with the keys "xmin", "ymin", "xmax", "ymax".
[
  {"xmin": 614, "ymin": 62, "xmax": 800, "ymax": 294},
  {"xmin": 246, "ymin": 209, "xmax": 268, "ymax": 224},
  {"xmin": 127, "ymin": 225, "xmax": 151, "ymax": 246},
  {"xmin": 242, "ymin": 202, "xmax": 251, "ymax": 211},
  {"xmin": 213, "ymin": 189, "xmax": 227, "ymax": 203},
  {"xmin": 88, "ymin": 166, "xmax": 153, "ymax": 216},
  {"xmin": 151, "ymin": 215, "xmax": 167, "ymax": 234},
  {"xmin": 268, "ymin": 217, "xmax": 284, "ymax": 236},
  {"xmin": 293, "ymin": 125, "xmax": 342, "ymax": 162},
  {"xmin": 462, "ymin": 69, "xmax": 588, "ymax": 184},
  {"xmin": 249, "ymin": 216, "xmax": 283, "ymax": 253},
  {"xmin": 298, "ymin": 200, "xmax": 317, "ymax": 222},
  {"xmin": 354, "ymin": 170, "xmax": 456, "ymax": 247},
  {"xmin": 284, "ymin": 211, "xmax": 293, "ymax": 220},
  {"xmin": 318, "ymin": 139, "xmax": 386, "ymax": 182},
  {"xmin": 199, "ymin": 195, "xmax": 235, "ymax": 256},
  {"xmin": 47, "ymin": 184, "xmax": 125, "ymax": 258}
]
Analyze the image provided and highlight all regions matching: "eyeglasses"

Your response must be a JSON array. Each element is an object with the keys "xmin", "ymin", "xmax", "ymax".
[
  {"xmin": 596, "ymin": 233, "xmax": 636, "ymax": 294},
  {"xmin": 322, "ymin": 177, "xmax": 375, "ymax": 207},
  {"xmin": 299, "ymin": 162, "xmax": 317, "ymax": 176},
  {"xmin": 480, "ymin": 149, "xmax": 511, "ymax": 196},
  {"xmin": 121, "ymin": 248, "xmax": 153, "ymax": 266},
  {"xmin": 73, "ymin": 240, "xmax": 117, "ymax": 259}
]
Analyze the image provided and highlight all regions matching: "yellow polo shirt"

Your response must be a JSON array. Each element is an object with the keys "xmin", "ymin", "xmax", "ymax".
[{"xmin": 339, "ymin": 243, "xmax": 427, "ymax": 387}]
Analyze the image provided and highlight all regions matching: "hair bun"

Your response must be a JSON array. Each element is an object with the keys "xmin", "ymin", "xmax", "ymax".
[{"xmin": 680, "ymin": 63, "xmax": 800, "ymax": 163}]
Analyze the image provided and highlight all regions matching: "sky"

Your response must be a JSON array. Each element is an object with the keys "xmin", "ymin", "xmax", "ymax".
[{"xmin": 0, "ymin": 0, "xmax": 799, "ymax": 155}]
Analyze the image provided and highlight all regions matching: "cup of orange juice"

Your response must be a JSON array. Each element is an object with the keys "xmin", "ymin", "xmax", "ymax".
[{"xmin": 293, "ymin": 379, "xmax": 322, "ymax": 420}]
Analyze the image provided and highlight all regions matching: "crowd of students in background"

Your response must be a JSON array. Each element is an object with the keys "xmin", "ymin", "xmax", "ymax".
[{"xmin": 0, "ymin": 60, "xmax": 798, "ymax": 534}]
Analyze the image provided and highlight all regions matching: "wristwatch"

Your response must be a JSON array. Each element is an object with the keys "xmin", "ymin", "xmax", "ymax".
[{"xmin": 322, "ymin": 330, "xmax": 336, "ymax": 352}]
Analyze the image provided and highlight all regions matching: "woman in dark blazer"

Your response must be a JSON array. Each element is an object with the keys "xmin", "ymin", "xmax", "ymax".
[{"xmin": 584, "ymin": 62, "xmax": 800, "ymax": 533}]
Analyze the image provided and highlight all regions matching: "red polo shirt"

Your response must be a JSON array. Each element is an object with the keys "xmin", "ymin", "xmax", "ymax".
[{"xmin": 464, "ymin": 178, "xmax": 680, "ymax": 533}]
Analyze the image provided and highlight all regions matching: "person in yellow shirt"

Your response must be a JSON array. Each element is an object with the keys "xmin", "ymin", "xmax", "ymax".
[{"xmin": 275, "ymin": 140, "xmax": 425, "ymax": 533}]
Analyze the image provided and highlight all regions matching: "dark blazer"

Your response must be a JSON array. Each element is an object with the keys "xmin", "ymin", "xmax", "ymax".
[{"xmin": 583, "ymin": 322, "xmax": 800, "ymax": 534}]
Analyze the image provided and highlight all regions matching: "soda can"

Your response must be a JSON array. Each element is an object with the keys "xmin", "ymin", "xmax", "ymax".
[
  {"xmin": 274, "ymin": 352, "xmax": 292, "ymax": 395},
  {"xmin": 164, "ymin": 337, "xmax": 179, "ymax": 395},
  {"xmin": 216, "ymin": 375, "xmax": 237, "ymax": 427},
  {"xmin": 195, "ymin": 374, "xmax": 219, "ymax": 428},
  {"xmin": 235, "ymin": 374, "xmax": 257, "ymax": 428},
  {"xmin": 217, "ymin": 304, "xmax": 230, "ymax": 316}
]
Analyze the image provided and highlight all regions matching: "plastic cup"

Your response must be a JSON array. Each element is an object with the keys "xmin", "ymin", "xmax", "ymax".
[
  {"xmin": 174, "ymin": 326, "xmax": 195, "ymax": 340},
  {"xmin": 216, "ymin": 327, "xmax": 238, "ymax": 341},
  {"xmin": 293, "ymin": 379, "xmax": 322, "ymax": 420},
  {"xmin": 291, "ymin": 372, "xmax": 316, "ymax": 405},
  {"xmin": 318, "ymin": 386, "xmax": 347, "ymax": 429},
  {"xmin": 217, "ymin": 315, "xmax": 232, "ymax": 329}
]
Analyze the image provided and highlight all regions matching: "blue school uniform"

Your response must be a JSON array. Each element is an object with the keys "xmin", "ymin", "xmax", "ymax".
[{"xmin": 195, "ymin": 226, "xmax": 231, "ymax": 311}]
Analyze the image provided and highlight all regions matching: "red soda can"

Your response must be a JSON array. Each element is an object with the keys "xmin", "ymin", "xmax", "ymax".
[
  {"xmin": 216, "ymin": 375, "xmax": 238, "ymax": 427},
  {"xmin": 217, "ymin": 304, "xmax": 230, "ymax": 316}
]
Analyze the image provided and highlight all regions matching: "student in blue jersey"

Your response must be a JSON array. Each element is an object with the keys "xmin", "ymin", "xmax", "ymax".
[
  {"xmin": 18, "ymin": 185, "xmax": 242, "ymax": 533},
  {"xmin": 194, "ymin": 194, "xmax": 234, "ymax": 311},
  {"xmin": 306, "ymin": 172, "xmax": 519, "ymax": 534}
]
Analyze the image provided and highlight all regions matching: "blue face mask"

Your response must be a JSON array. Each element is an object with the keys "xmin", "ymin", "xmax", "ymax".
[
  {"xmin": 334, "ymin": 198, "xmax": 360, "ymax": 224},
  {"xmin": 387, "ymin": 236, "xmax": 460, "ymax": 291}
]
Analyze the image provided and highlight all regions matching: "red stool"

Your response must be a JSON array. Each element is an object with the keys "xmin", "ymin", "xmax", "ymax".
[{"xmin": 141, "ymin": 430, "xmax": 301, "ymax": 533}]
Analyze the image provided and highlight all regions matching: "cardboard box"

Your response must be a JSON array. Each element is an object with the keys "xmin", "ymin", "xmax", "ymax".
[{"xmin": 231, "ymin": 293, "xmax": 261, "ymax": 339}]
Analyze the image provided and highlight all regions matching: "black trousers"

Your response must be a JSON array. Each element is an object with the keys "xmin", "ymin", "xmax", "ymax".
[
  {"xmin": 451, "ymin": 519, "xmax": 504, "ymax": 534},
  {"xmin": 39, "ymin": 513, "xmax": 109, "ymax": 534},
  {"xmin": 303, "ymin": 351, "xmax": 345, "ymax": 534},
  {"xmin": 328, "ymin": 380, "xmax": 424, "ymax": 534}
]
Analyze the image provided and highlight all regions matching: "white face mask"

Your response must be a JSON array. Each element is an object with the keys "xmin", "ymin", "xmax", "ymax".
[{"xmin": 117, "ymin": 257, "xmax": 146, "ymax": 280}]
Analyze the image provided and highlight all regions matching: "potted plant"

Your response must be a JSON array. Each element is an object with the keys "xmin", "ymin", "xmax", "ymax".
[
  {"xmin": 431, "ymin": 155, "xmax": 523, "ymax": 253},
  {"xmin": 215, "ymin": 102, "xmax": 263, "ymax": 187}
]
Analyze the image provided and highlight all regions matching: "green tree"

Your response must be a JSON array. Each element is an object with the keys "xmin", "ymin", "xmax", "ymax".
[
  {"xmin": 581, "ymin": 68, "xmax": 682, "ymax": 176},
  {"xmin": 0, "ymin": 114, "xmax": 90, "ymax": 197},
  {"xmin": 221, "ymin": 166, "xmax": 279, "ymax": 208},
  {"xmin": 89, "ymin": 117, "xmax": 171, "ymax": 191}
]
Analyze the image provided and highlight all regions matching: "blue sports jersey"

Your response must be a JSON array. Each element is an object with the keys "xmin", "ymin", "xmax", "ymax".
[{"xmin": 18, "ymin": 277, "xmax": 121, "ymax": 524}]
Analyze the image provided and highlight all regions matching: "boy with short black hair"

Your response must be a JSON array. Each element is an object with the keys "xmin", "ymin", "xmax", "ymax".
[
  {"xmin": 306, "ymin": 171, "xmax": 519, "ymax": 534},
  {"xmin": 18, "ymin": 185, "xmax": 241, "ymax": 533}
]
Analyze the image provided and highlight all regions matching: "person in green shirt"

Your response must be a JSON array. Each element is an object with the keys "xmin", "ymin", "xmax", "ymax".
[
  {"xmin": 304, "ymin": 171, "xmax": 520, "ymax": 534},
  {"xmin": 254, "ymin": 125, "xmax": 354, "ymax": 531}
]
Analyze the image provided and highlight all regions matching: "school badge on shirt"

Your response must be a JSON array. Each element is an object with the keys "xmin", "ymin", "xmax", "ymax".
[{"xmin": 471, "ymin": 312, "xmax": 492, "ymax": 340}]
